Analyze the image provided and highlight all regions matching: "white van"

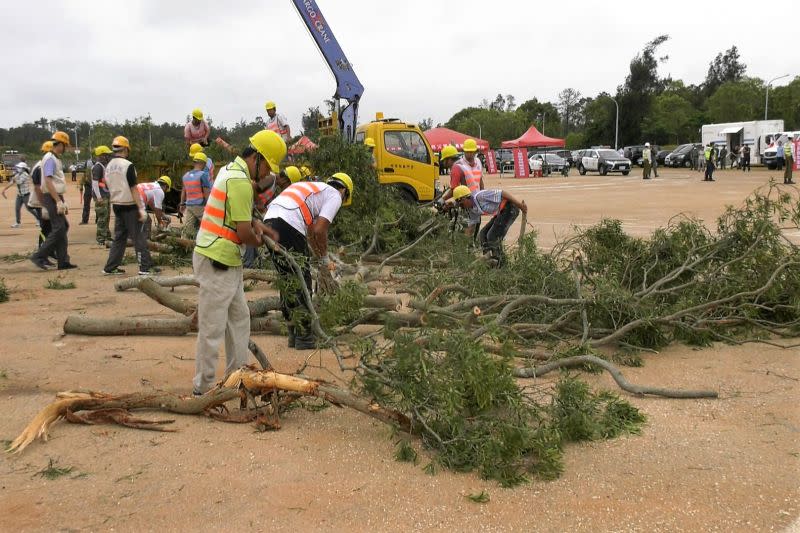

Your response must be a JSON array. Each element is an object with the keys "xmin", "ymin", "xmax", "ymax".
[{"xmin": 701, "ymin": 120, "xmax": 784, "ymax": 166}]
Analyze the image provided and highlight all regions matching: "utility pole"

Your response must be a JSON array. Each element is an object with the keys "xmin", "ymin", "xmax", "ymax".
[
  {"xmin": 765, "ymin": 74, "xmax": 789, "ymax": 120},
  {"xmin": 466, "ymin": 116, "xmax": 482, "ymax": 140}
]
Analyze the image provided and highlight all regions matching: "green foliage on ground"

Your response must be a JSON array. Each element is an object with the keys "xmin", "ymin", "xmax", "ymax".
[
  {"xmin": 45, "ymin": 277, "xmax": 75, "ymax": 290},
  {"xmin": 0, "ymin": 278, "xmax": 8, "ymax": 303},
  {"xmin": 358, "ymin": 332, "xmax": 646, "ymax": 486}
]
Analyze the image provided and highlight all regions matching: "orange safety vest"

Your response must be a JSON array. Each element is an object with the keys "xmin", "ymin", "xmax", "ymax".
[
  {"xmin": 267, "ymin": 116, "xmax": 289, "ymax": 137},
  {"xmin": 198, "ymin": 178, "xmax": 243, "ymax": 245},
  {"xmin": 137, "ymin": 182, "xmax": 160, "ymax": 207},
  {"xmin": 455, "ymin": 158, "xmax": 483, "ymax": 194},
  {"xmin": 183, "ymin": 170, "xmax": 206, "ymax": 204},
  {"xmin": 257, "ymin": 187, "xmax": 276, "ymax": 207},
  {"xmin": 277, "ymin": 181, "xmax": 324, "ymax": 226}
]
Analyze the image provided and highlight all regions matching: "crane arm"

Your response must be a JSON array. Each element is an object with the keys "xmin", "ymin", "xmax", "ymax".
[{"xmin": 291, "ymin": 0, "xmax": 364, "ymax": 142}]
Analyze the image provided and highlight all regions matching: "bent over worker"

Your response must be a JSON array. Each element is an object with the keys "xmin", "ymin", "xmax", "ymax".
[
  {"xmin": 263, "ymin": 172, "xmax": 353, "ymax": 349},
  {"xmin": 440, "ymin": 139, "xmax": 485, "ymax": 236},
  {"xmin": 450, "ymin": 185, "xmax": 527, "ymax": 267},
  {"xmin": 192, "ymin": 130, "xmax": 285, "ymax": 395}
]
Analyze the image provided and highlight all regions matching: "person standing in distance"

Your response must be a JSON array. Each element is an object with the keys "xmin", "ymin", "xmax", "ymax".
[
  {"xmin": 265, "ymin": 101, "xmax": 291, "ymax": 143},
  {"xmin": 184, "ymin": 108, "xmax": 210, "ymax": 147}
]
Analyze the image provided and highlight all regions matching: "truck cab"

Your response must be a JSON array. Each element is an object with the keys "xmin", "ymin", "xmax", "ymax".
[{"xmin": 356, "ymin": 115, "xmax": 439, "ymax": 202}]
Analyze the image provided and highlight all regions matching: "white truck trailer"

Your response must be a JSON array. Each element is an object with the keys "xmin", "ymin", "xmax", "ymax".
[{"xmin": 701, "ymin": 120, "xmax": 784, "ymax": 166}]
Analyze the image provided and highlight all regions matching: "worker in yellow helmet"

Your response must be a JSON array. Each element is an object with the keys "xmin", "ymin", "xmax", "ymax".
[
  {"xmin": 192, "ymin": 129, "xmax": 286, "ymax": 396},
  {"xmin": 91, "ymin": 145, "xmax": 114, "ymax": 245},
  {"xmin": 364, "ymin": 137, "xmax": 376, "ymax": 167},
  {"xmin": 263, "ymin": 171, "xmax": 354, "ymax": 349},
  {"xmin": 448, "ymin": 184, "xmax": 527, "ymax": 267},
  {"xmin": 184, "ymin": 108, "xmax": 210, "ymax": 147},
  {"xmin": 189, "ymin": 142, "xmax": 215, "ymax": 180},
  {"xmin": 180, "ymin": 152, "xmax": 212, "ymax": 239},
  {"xmin": 103, "ymin": 136, "xmax": 155, "ymax": 275},
  {"xmin": 265, "ymin": 101, "xmax": 291, "ymax": 142},
  {"xmin": 30, "ymin": 131, "xmax": 76, "ymax": 270},
  {"xmin": 28, "ymin": 141, "xmax": 54, "ymax": 257},
  {"xmin": 440, "ymin": 139, "xmax": 485, "ymax": 237},
  {"xmin": 137, "ymin": 176, "xmax": 173, "ymax": 233}
]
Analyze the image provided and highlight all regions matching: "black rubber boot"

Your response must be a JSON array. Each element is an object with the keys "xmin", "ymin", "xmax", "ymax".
[
  {"xmin": 294, "ymin": 333, "xmax": 316, "ymax": 350},
  {"xmin": 287, "ymin": 325, "xmax": 296, "ymax": 348}
]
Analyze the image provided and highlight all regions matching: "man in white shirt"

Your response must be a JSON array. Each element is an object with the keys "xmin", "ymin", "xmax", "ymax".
[
  {"xmin": 137, "ymin": 176, "xmax": 172, "ymax": 232},
  {"xmin": 263, "ymin": 173, "xmax": 353, "ymax": 349},
  {"xmin": 265, "ymin": 101, "xmax": 291, "ymax": 142}
]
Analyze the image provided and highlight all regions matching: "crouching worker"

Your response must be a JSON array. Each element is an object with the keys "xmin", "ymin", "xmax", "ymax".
[
  {"xmin": 192, "ymin": 130, "xmax": 285, "ymax": 395},
  {"xmin": 449, "ymin": 185, "xmax": 527, "ymax": 266},
  {"xmin": 263, "ymin": 172, "xmax": 353, "ymax": 349},
  {"xmin": 137, "ymin": 176, "xmax": 173, "ymax": 238}
]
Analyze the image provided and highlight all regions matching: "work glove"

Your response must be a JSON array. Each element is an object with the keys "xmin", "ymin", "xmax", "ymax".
[{"xmin": 138, "ymin": 208, "xmax": 147, "ymax": 222}]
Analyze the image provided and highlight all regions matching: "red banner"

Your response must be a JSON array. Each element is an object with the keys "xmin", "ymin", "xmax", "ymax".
[
  {"xmin": 513, "ymin": 148, "xmax": 529, "ymax": 178},
  {"xmin": 793, "ymin": 140, "xmax": 799, "ymax": 171},
  {"xmin": 485, "ymin": 149, "xmax": 497, "ymax": 174}
]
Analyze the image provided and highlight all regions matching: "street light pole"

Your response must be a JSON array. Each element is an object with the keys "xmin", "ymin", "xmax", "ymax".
[
  {"xmin": 466, "ymin": 117, "xmax": 482, "ymax": 140},
  {"xmin": 765, "ymin": 74, "xmax": 789, "ymax": 120},
  {"xmin": 72, "ymin": 127, "xmax": 79, "ymax": 162}
]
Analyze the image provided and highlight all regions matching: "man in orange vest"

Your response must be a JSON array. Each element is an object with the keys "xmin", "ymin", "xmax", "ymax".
[
  {"xmin": 192, "ymin": 130, "xmax": 284, "ymax": 395},
  {"xmin": 449, "ymin": 184, "xmax": 527, "ymax": 267},
  {"xmin": 265, "ymin": 101, "xmax": 291, "ymax": 142},
  {"xmin": 180, "ymin": 153, "xmax": 212, "ymax": 239},
  {"xmin": 440, "ymin": 139, "xmax": 485, "ymax": 236},
  {"xmin": 263, "ymin": 172, "xmax": 354, "ymax": 349}
]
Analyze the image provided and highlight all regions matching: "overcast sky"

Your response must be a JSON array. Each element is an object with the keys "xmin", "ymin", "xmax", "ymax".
[{"xmin": 3, "ymin": 0, "xmax": 796, "ymax": 133}]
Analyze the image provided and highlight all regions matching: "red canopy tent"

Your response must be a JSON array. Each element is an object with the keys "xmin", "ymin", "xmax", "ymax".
[
  {"xmin": 287, "ymin": 136, "xmax": 318, "ymax": 155},
  {"xmin": 501, "ymin": 125, "xmax": 564, "ymax": 148},
  {"xmin": 424, "ymin": 127, "xmax": 490, "ymax": 152}
]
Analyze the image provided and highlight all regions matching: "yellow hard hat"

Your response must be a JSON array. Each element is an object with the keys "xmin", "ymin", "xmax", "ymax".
[
  {"xmin": 52, "ymin": 131, "xmax": 71, "ymax": 146},
  {"xmin": 284, "ymin": 165, "xmax": 302, "ymax": 184},
  {"xmin": 265, "ymin": 101, "xmax": 276, "ymax": 111},
  {"xmin": 192, "ymin": 108, "xmax": 203, "ymax": 120},
  {"xmin": 192, "ymin": 152, "xmax": 208, "ymax": 164},
  {"xmin": 189, "ymin": 143, "xmax": 204, "ymax": 156},
  {"xmin": 452, "ymin": 185, "xmax": 471, "ymax": 201},
  {"xmin": 41, "ymin": 141, "xmax": 53, "ymax": 152},
  {"xmin": 328, "ymin": 172, "xmax": 353, "ymax": 207},
  {"xmin": 462, "ymin": 139, "xmax": 478, "ymax": 152},
  {"xmin": 299, "ymin": 165, "xmax": 312, "ymax": 178},
  {"xmin": 441, "ymin": 145, "xmax": 459, "ymax": 160},
  {"xmin": 157, "ymin": 176, "xmax": 172, "ymax": 191},
  {"xmin": 248, "ymin": 130, "xmax": 287, "ymax": 173},
  {"xmin": 364, "ymin": 137, "xmax": 375, "ymax": 148},
  {"xmin": 94, "ymin": 145, "xmax": 112, "ymax": 156},
  {"xmin": 112, "ymin": 136, "xmax": 130, "ymax": 151}
]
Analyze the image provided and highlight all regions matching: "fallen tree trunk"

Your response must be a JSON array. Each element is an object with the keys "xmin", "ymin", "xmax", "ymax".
[
  {"xmin": 64, "ymin": 315, "xmax": 192, "ymax": 336},
  {"xmin": 9, "ymin": 368, "xmax": 412, "ymax": 454},
  {"xmin": 138, "ymin": 278, "xmax": 195, "ymax": 316},
  {"xmin": 115, "ymin": 270, "xmax": 276, "ymax": 292},
  {"xmin": 514, "ymin": 355, "xmax": 719, "ymax": 399}
]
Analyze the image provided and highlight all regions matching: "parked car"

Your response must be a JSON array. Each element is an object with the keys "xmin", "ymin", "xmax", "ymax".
[
  {"xmin": 494, "ymin": 148, "xmax": 514, "ymax": 171},
  {"xmin": 656, "ymin": 149, "xmax": 670, "ymax": 165},
  {"xmin": 528, "ymin": 149, "xmax": 573, "ymax": 168},
  {"xmin": 529, "ymin": 153, "xmax": 567, "ymax": 174},
  {"xmin": 577, "ymin": 149, "xmax": 631, "ymax": 175},
  {"xmin": 664, "ymin": 143, "xmax": 702, "ymax": 168},
  {"xmin": 623, "ymin": 145, "xmax": 645, "ymax": 164}
]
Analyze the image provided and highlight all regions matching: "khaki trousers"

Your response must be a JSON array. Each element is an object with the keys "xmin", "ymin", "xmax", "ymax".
[
  {"xmin": 181, "ymin": 205, "xmax": 205, "ymax": 239},
  {"xmin": 193, "ymin": 252, "xmax": 250, "ymax": 393}
]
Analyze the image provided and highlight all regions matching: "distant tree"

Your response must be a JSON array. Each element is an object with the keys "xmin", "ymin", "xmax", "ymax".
[
  {"xmin": 418, "ymin": 117, "xmax": 433, "ymax": 131},
  {"xmin": 582, "ymin": 94, "xmax": 616, "ymax": 147},
  {"xmin": 642, "ymin": 93, "xmax": 695, "ymax": 144},
  {"xmin": 490, "ymin": 94, "xmax": 507, "ymax": 112},
  {"xmin": 557, "ymin": 88, "xmax": 582, "ymax": 134},
  {"xmin": 703, "ymin": 46, "xmax": 747, "ymax": 97},
  {"xmin": 564, "ymin": 132, "xmax": 585, "ymax": 150},
  {"xmin": 505, "ymin": 94, "xmax": 516, "ymax": 112},
  {"xmin": 618, "ymin": 34, "xmax": 670, "ymax": 145},
  {"xmin": 516, "ymin": 98, "xmax": 561, "ymax": 137},
  {"xmin": 706, "ymin": 78, "xmax": 764, "ymax": 123},
  {"xmin": 768, "ymin": 76, "xmax": 800, "ymax": 128}
]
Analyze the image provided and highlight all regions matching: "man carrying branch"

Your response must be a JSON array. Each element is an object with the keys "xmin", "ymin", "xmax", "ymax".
[
  {"xmin": 263, "ymin": 172, "xmax": 354, "ymax": 349},
  {"xmin": 448, "ymin": 185, "xmax": 527, "ymax": 266}
]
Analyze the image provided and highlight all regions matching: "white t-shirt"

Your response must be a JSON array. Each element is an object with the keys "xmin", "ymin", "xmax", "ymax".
[
  {"xmin": 141, "ymin": 185, "xmax": 165, "ymax": 209},
  {"xmin": 264, "ymin": 183, "xmax": 342, "ymax": 236}
]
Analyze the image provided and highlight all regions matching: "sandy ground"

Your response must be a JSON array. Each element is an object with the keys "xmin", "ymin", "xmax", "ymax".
[{"xmin": 0, "ymin": 167, "xmax": 798, "ymax": 532}]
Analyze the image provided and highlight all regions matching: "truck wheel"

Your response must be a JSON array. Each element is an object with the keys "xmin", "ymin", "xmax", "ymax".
[{"xmin": 578, "ymin": 164, "xmax": 586, "ymax": 175}]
